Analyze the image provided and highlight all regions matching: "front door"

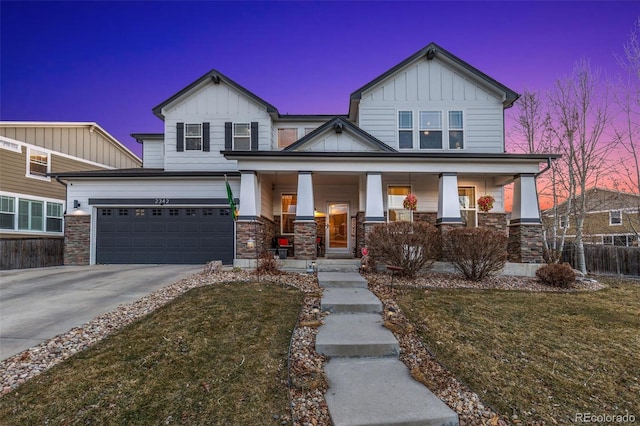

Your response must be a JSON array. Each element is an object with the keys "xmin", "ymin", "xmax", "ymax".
[{"xmin": 326, "ymin": 202, "xmax": 350, "ymax": 254}]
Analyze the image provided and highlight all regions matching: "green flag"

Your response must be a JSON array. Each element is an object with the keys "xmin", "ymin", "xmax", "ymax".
[{"xmin": 224, "ymin": 175, "xmax": 237, "ymax": 220}]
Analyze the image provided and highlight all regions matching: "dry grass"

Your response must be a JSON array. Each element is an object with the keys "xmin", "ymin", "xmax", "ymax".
[
  {"xmin": 0, "ymin": 282, "xmax": 302, "ymax": 425},
  {"xmin": 395, "ymin": 277, "xmax": 640, "ymax": 424}
]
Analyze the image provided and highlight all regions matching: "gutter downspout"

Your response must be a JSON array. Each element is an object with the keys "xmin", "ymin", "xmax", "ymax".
[{"xmin": 535, "ymin": 157, "xmax": 553, "ymax": 177}]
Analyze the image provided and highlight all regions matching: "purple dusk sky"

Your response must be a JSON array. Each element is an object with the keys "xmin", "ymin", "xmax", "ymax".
[{"xmin": 1, "ymin": 1, "xmax": 638, "ymax": 158}]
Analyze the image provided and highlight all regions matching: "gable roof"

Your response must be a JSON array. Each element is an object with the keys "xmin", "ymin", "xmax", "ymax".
[
  {"xmin": 545, "ymin": 187, "xmax": 640, "ymax": 214},
  {"xmin": 348, "ymin": 42, "xmax": 520, "ymax": 120},
  {"xmin": 283, "ymin": 116, "xmax": 396, "ymax": 153},
  {"xmin": 151, "ymin": 69, "xmax": 280, "ymax": 120}
]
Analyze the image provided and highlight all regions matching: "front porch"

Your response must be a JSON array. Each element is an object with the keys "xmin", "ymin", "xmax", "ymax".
[{"xmin": 232, "ymin": 168, "xmax": 545, "ymax": 264}]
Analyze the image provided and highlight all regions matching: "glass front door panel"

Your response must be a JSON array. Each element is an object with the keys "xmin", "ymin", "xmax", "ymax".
[{"xmin": 327, "ymin": 203, "xmax": 348, "ymax": 250}]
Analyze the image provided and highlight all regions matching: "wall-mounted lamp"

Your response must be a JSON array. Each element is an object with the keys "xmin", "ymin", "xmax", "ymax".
[
  {"xmin": 246, "ymin": 238, "xmax": 256, "ymax": 250},
  {"xmin": 73, "ymin": 200, "xmax": 81, "ymax": 209}
]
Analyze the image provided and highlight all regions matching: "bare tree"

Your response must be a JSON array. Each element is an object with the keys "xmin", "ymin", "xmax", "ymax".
[
  {"xmin": 509, "ymin": 90, "xmax": 566, "ymax": 262},
  {"xmin": 614, "ymin": 18, "xmax": 640, "ymax": 237},
  {"xmin": 547, "ymin": 60, "xmax": 613, "ymax": 273}
]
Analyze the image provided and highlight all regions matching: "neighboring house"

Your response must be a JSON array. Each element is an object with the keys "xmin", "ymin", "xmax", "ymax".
[
  {"xmin": 0, "ymin": 122, "xmax": 141, "ymax": 245},
  {"xmin": 52, "ymin": 43, "xmax": 557, "ymax": 266},
  {"xmin": 543, "ymin": 188, "xmax": 640, "ymax": 247}
]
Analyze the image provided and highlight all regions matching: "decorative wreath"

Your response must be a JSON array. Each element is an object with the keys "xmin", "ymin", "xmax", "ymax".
[
  {"xmin": 403, "ymin": 193, "xmax": 418, "ymax": 211},
  {"xmin": 477, "ymin": 195, "xmax": 495, "ymax": 213}
]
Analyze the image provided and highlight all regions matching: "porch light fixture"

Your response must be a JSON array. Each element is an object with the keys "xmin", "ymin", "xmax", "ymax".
[
  {"xmin": 73, "ymin": 200, "xmax": 81, "ymax": 209},
  {"xmin": 246, "ymin": 238, "xmax": 255, "ymax": 249}
]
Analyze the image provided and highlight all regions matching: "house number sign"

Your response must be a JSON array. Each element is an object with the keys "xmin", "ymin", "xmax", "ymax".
[{"xmin": 155, "ymin": 198, "xmax": 170, "ymax": 205}]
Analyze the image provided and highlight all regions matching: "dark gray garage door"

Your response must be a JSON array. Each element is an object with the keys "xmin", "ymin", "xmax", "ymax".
[{"xmin": 96, "ymin": 207, "xmax": 234, "ymax": 264}]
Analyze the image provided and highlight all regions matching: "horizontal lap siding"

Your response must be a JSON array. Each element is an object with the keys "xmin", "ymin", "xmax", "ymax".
[
  {"xmin": 163, "ymin": 83, "xmax": 271, "ymax": 171},
  {"xmin": 358, "ymin": 57, "xmax": 505, "ymax": 152},
  {"xmin": 0, "ymin": 126, "xmax": 140, "ymax": 168},
  {"xmin": 143, "ymin": 140, "xmax": 164, "ymax": 168}
]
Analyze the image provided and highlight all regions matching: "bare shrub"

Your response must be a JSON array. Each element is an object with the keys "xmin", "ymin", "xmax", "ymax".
[
  {"xmin": 257, "ymin": 252, "xmax": 280, "ymax": 274},
  {"xmin": 535, "ymin": 262, "xmax": 576, "ymax": 288},
  {"xmin": 448, "ymin": 228, "xmax": 508, "ymax": 281},
  {"xmin": 366, "ymin": 222, "xmax": 440, "ymax": 278}
]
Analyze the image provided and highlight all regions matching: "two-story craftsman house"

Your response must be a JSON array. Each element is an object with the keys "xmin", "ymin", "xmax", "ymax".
[{"xmin": 53, "ymin": 43, "xmax": 557, "ymax": 266}]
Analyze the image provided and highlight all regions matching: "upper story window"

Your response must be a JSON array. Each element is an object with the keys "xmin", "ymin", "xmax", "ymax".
[
  {"xmin": 185, "ymin": 124, "xmax": 202, "ymax": 150},
  {"xmin": 0, "ymin": 196, "xmax": 15, "ymax": 230},
  {"xmin": 233, "ymin": 123, "xmax": 251, "ymax": 150},
  {"xmin": 388, "ymin": 186, "xmax": 412, "ymax": 222},
  {"xmin": 398, "ymin": 111, "xmax": 413, "ymax": 149},
  {"xmin": 419, "ymin": 111, "xmax": 443, "ymax": 149},
  {"xmin": 281, "ymin": 194, "xmax": 297, "ymax": 234},
  {"xmin": 278, "ymin": 128, "xmax": 298, "ymax": 149},
  {"xmin": 449, "ymin": 111, "xmax": 464, "ymax": 149},
  {"xmin": 27, "ymin": 148, "xmax": 50, "ymax": 179},
  {"xmin": 610, "ymin": 210, "xmax": 622, "ymax": 225},
  {"xmin": 458, "ymin": 186, "xmax": 477, "ymax": 228}
]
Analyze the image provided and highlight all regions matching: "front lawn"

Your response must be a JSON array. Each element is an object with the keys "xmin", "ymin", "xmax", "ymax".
[
  {"xmin": 0, "ymin": 282, "xmax": 302, "ymax": 425},
  {"xmin": 395, "ymin": 278, "xmax": 640, "ymax": 424}
]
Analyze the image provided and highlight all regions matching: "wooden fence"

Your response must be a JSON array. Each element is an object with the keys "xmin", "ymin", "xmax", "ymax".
[
  {"xmin": 0, "ymin": 238, "xmax": 64, "ymax": 270},
  {"xmin": 562, "ymin": 244, "xmax": 640, "ymax": 276}
]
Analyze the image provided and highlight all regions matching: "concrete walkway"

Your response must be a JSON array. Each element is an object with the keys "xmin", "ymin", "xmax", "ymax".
[{"xmin": 316, "ymin": 271, "xmax": 458, "ymax": 426}]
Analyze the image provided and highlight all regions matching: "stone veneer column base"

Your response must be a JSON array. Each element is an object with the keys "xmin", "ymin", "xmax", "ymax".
[
  {"xmin": 436, "ymin": 222, "xmax": 465, "ymax": 262},
  {"xmin": 236, "ymin": 219, "xmax": 266, "ymax": 259},
  {"xmin": 508, "ymin": 224, "xmax": 544, "ymax": 263},
  {"xmin": 64, "ymin": 214, "xmax": 91, "ymax": 265},
  {"xmin": 294, "ymin": 221, "xmax": 317, "ymax": 260},
  {"xmin": 478, "ymin": 212, "xmax": 508, "ymax": 234}
]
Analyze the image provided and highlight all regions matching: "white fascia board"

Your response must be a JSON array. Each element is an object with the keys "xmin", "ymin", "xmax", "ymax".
[{"xmin": 235, "ymin": 158, "xmax": 542, "ymax": 174}]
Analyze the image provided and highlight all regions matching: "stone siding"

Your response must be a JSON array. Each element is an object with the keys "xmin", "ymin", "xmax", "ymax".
[
  {"xmin": 508, "ymin": 224, "xmax": 544, "ymax": 263},
  {"xmin": 436, "ymin": 222, "xmax": 465, "ymax": 262},
  {"xmin": 478, "ymin": 212, "xmax": 507, "ymax": 234},
  {"xmin": 294, "ymin": 221, "xmax": 317, "ymax": 260},
  {"xmin": 236, "ymin": 218, "xmax": 274, "ymax": 259},
  {"xmin": 355, "ymin": 212, "xmax": 365, "ymax": 257},
  {"xmin": 413, "ymin": 212, "xmax": 437, "ymax": 225},
  {"xmin": 64, "ymin": 214, "xmax": 91, "ymax": 265}
]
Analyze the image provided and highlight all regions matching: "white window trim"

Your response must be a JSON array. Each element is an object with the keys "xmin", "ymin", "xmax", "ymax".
[
  {"xmin": 448, "ymin": 110, "xmax": 465, "ymax": 150},
  {"xmin": 397, "ymin": 111, "xmax": 414, "ymax": 150},
  {"xmin": 387, "ymin": 185, "xmax": 413, "ymax": 223},
  {"xmin": 277, "ymin": 128, "xmax": 298, "ymax": 149},
  {"xmin": 281, "ymin": 193, "xmax": 297, "ymax": 235},
  {"xmin": 397, "ymin": 109, "xmax": 465, "ymax": 151},
  {"xmin": 0, "ymin": 191, "xmax": 64, "ymax": 235},
  {"xmin": 233, "ymin": 123, "xmax": 251, "ymax": 151},
  {"xmin": 458, "ymin": 185, "xmax": 477, "ymax": 228},
  {"xmin": 184, "ymin": 123, "xmax": 203, "ymax": 151},
  {"xmin": 18, "ymin": 198, "xmax": 45, "ymax": 232},
  {"xmin": 609, "ymin": 210, "xmax": 622, "ymax": 226},
  {"xmin": 419, "ymin": 111, "xmax": 443, "ymax": 150},
  {"xmin": 25, "ymin": 147, "xmax": 51, "ymax": 181},
  {"xmin": 0, "ymin": 195, "xmax": 16, "ymax": 231},
  {"xmin": 46, "ymin": 201, "xmax": 64, "ymax": 232}
]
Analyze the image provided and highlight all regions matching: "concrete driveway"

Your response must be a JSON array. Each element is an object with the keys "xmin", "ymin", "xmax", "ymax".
[{"xmin": 0, "ymin": 264, "xmax": 203, "ymax": 361}]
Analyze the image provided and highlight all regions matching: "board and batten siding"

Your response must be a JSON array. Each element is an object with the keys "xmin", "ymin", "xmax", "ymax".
[
  {"xmin": 162, "ymin": 82, "xmax": 272, "ymax": 172},
  {"xmin": 291, "ymin": 130, "xmax": 383, "ymax": 152},
  {"xmin": 358, "ymin": 58, "xmax": 505, "ymax": 153},
  {"xmin": 67, "ymin": 178, "xmax": 241, "ymax": 216},
  {"xmin": 0, "ymin": 126, "xmax": 140, "ymax": 169},
  {"xmin": 142, "ymin": 140, "xmax": 164, "ymax": 168}
]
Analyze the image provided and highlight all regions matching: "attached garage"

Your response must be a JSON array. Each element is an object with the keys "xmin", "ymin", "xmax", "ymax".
[{"xmin": 96, "ymin": 206, "xmax": 234, "ymax": 264}]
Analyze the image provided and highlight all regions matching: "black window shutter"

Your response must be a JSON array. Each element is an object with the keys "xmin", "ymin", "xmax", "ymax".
[
  {"xmin": 176, "ymin": 122, "xmax": 184, "ymax": 152},
  {"xmin": 202, "ymin": 122, "xmax": 210, "ymax": 152},
  {"xmin": 251, "ymin": 122, "xmax": 259, "ymax": 151},
  {"xmin": 224, "ymin": 122, "xmax": 232, "ymax": 150}
]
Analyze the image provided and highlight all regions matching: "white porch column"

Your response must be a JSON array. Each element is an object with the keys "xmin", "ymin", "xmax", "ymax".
[
  {"xmin": 296, "ymin": 171, "xmax": 314, "ymax": 220},
  {"xmin": 511, "ymin": 173, "xmax": 541, "ymax": 224},
  {"xmin": 365, "ymin": 172, "xmax": 385, "ymax": 221},
  {"xmin": 238, "ymin": 171, "xmax": 259, "ymax": 220},
  {"xmin": 436, "ymin": 172, "xmax": 462, "ymax": 224}
]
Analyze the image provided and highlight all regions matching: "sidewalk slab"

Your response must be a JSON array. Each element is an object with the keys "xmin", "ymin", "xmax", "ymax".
[
  {"xmin": 318, "ymin": 271, "xmax": 368, "ymax": 288},
  {"xmin": 316, "ymin": 313, "xmax": 399, "ymax": 357},
  {"xmin": 321, "ymin": 288, "xmax": 382, "ymax": 314},
  {"xmin": 325, "ymin": 357, "xmax": 459, "ymax": 426}
]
